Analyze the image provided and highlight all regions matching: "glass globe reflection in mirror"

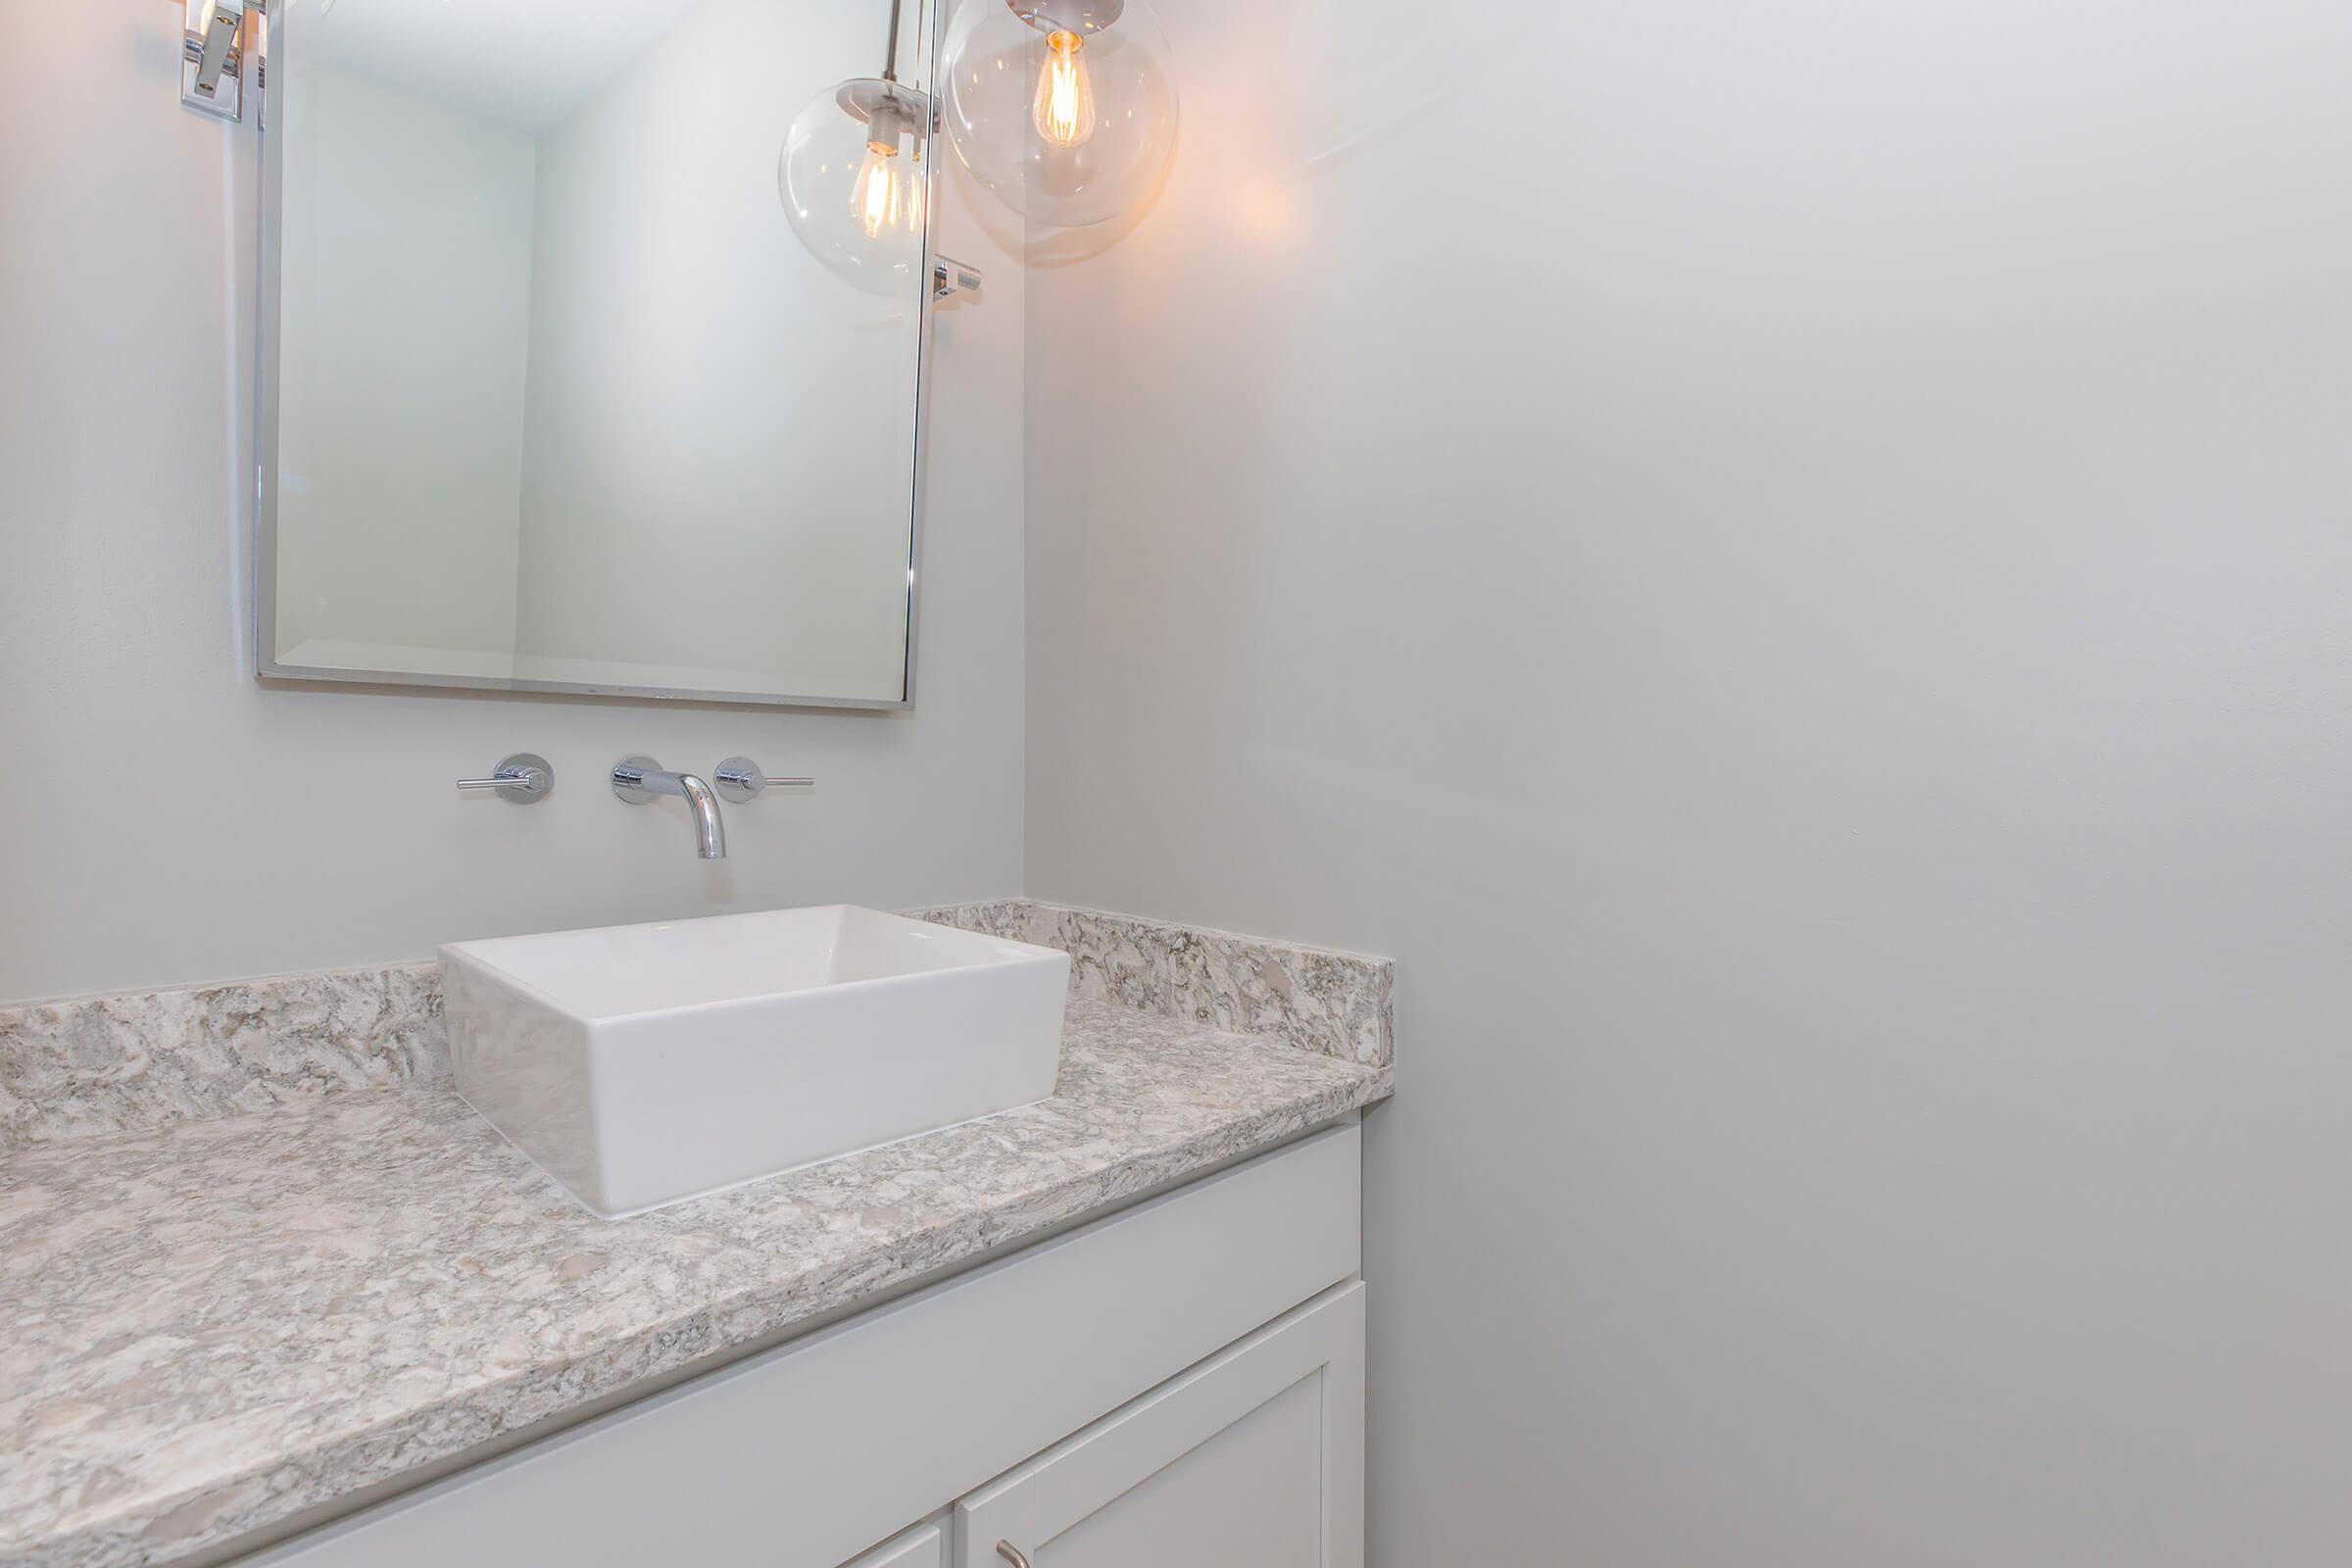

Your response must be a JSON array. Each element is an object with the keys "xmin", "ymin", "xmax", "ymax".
[{"xmin": 780, "ymin": 76, "xmax": 934, "ymax": 296}]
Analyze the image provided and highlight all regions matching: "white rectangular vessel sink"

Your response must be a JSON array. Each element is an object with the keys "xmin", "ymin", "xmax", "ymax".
[{"xmin": 440, "ymin": 906, "xmax": 1071, "ymax": 1216}]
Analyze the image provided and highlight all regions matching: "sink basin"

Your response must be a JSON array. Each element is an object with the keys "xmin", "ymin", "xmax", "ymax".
[{"xmin": 439, "ymin": 906, "xmax": 1071, "ymax": 1216}]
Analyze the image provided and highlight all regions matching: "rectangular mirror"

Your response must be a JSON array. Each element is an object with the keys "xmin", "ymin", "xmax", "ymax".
[{"xmin": 255, "ymin": 0, "xmax": 941, "ymax": 707}]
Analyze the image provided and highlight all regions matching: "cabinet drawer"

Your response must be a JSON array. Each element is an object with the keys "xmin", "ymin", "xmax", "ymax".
[
  {"xmin": 243, "ymin": 1122, "xmax": 1360, "ymax": 1568},
  {"xmin": 957, "ymin": 1281, "xmax": 1366, "ymax": 1568}
]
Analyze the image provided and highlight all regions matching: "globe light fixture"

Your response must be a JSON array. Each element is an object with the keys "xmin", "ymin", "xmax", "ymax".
[
  {"xmin": 781, "ymin": 3, "xmax": 936, "ymax": 295},
  {"xmin": 942, "ymin": 0, "xmax": 1177, "ymax": 229}
]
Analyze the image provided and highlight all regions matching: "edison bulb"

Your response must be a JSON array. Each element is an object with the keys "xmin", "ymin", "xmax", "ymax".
[
  {"xmin": 943, "ymin": 0, "xmax": 1178, "ymax": 228},
  {"xmin": 1033, "ymin": 30, "xmax": 1097, "ymax": 146},
  {"xmin": 852, "ymin": 140, "xmax": 924, "ymax": 240}
]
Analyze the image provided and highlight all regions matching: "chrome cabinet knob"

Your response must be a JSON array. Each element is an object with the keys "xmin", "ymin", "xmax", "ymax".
[
  {"xmin": 456, "ymin": 754, "xmax": 553, "ymax": 804},
  {"xmin": 994, "ymin": 1544, "xmax": 1031, "ymax": 1568},
  {"xmin": 713, "ymin": 758, "xmax": 814, "ymax": 803}
]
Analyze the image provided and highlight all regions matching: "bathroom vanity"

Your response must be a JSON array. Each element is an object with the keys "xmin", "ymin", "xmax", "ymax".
[
  {"xmin": 254, "ymin": 1126, "xmax": 1364, "ymax": 1568},
  {"xmin": 0, "ymin": 903, "xmax": 1393, "ymax": 1568}
]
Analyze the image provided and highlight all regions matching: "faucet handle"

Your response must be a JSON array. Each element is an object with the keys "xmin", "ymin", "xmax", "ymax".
[
  {"xmin": 714, "ymin": 758, "xmax": 814, "ymax": 803},
  {"xmin": 457, "ymin": 754, "xmax": 553, "ymax": 804}
]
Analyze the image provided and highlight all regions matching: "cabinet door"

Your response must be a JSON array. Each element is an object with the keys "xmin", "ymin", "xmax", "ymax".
[
  {"xmin": 956, "ymin": 1282, "xmax": 1364, "ymax": 1568},
  {"xmin": 843, "ymin": 1521, "xmax": 949, "ymax": 1568}
]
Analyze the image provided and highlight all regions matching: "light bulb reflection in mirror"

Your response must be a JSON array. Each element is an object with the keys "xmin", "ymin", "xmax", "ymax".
[{"xmin": 850, "ymin": 144, "xmax": 924, "ymax": 240}]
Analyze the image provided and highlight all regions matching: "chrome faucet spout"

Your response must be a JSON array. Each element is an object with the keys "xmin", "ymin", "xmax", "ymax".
[
  {"xmin": 612, "ymin": 757, "xmax": 728, "ymax": 859},
  {"xmin": 674, "ymin": 771, "xmax": 726, "ymax": 859}
]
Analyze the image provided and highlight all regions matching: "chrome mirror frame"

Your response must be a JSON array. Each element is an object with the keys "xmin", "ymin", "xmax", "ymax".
[{"xmin": 249, "ymin": 0, "xmax": 941, "ymax": 710}]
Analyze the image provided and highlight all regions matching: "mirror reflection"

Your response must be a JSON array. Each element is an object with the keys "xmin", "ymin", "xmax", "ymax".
[{"xmin": 262, "ymin": 0, "xmax": 934, "ymax": 705}]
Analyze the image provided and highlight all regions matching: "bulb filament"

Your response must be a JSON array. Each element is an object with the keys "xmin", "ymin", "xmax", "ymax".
[
  {"xmin": 852, "ymin": 140, "xmax": 923, "ymax": 240},
  {"xmin": 1034, "ymin": 28, "xmax": 1098, "ymax": 147}
]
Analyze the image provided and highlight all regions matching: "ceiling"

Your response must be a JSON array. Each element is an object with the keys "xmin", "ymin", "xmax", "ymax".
[{"xmin": 287, "ymin": 0, "xmax": 714, "ymax": 134}]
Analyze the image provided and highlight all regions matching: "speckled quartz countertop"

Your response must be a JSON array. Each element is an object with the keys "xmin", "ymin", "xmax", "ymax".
[{"xmin": 0, "ymin": 998, "xmax": 1392, "ymax": 1568}]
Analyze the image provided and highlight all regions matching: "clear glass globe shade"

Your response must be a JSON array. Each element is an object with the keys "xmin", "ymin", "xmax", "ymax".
[
  {"xmin": 942, "ymin": 0, "xmax": 1178, "ymax": 228},
  {"xmin": 780, "ymin": 80, "xmax": 933, "ymax": 297}
]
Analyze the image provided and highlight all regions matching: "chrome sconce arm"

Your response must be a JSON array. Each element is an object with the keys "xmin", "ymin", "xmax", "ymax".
[
  {"xmin": 179, "ymin": 0, "xmax": 259, "ymax": 122},
  {"xmin": 933, "ymin": 255, "xmax": 982, "ymax": 301}
]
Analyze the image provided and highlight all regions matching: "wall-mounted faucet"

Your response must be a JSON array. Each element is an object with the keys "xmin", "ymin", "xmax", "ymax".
[{"xmin": 612, "ymin": 757, "xmax": 727, "ymax": 859}]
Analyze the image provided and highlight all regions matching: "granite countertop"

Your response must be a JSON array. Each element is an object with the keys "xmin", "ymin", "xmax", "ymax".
[{"xmin": 0, "ymin": 1000, "xmax": 1392, "ymax": 1568}]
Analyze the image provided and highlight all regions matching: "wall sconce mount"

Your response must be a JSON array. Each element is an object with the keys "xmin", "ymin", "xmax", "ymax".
[
  {"xmin": 934, "ymin": 255, "xmax": 983, "ymax": 301},
  {"xmin": 179, "ymin": 0, "xmax": 259, "ymax": 122}
]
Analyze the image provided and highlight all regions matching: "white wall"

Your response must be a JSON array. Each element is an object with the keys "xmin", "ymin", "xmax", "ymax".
[
  {"xmin": 1024, "ymin": 1, "xmax": 2352, "ymax": 1562},
  {"xmin": 0, "ymin": 1, "xmax": 1024, "ymax": 1004},
  {"xmin": 274, "ymin": 64, "xmax": 535, "ymax": 665}
]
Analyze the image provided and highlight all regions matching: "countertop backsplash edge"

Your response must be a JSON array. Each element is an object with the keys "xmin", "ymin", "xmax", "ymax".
[{"xmin": 0, "ymin": 901, "xmax": 1393, "ymax": 1149}]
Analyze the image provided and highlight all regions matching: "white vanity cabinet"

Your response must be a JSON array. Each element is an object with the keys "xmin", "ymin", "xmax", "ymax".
[
  {"xmin": 244, "ymin": 1123, "xmax": 1365, "ymax": 1568},
  {"xmin": 956, "ymin": 1282, "xmax": 1365, "ymax": 1568}
]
